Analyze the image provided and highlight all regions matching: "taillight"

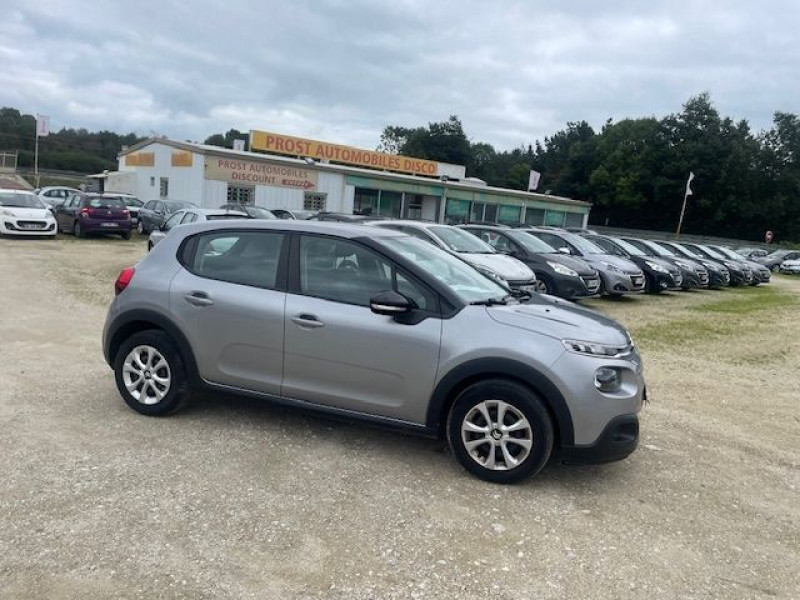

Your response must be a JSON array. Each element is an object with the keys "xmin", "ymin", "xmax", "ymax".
[
  {"xmin": 80, "ymin": 207, "xmax": 95, "ymax": 218},
  {"xmin": 123, "ymin": 209, "xmax": 130, "ymax": 216},
  {"xmin": 115, "ymin": 267, "xmax": 135, "ymax": 296}
]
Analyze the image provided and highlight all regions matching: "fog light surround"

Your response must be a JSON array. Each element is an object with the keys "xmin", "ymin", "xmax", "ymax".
[{"xmin": 595, "ymin": 367, "xmax": 622, "ymax": 393}]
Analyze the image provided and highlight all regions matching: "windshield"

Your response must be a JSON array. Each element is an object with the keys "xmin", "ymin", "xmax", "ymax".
[
  {"xmin": 671, "ymin": 243, "xmax": 702, "ymax": 259},
  {"xmin": 0, "ymin": 192, "xmax": 45, "ymax": 209},
  {"xmin": 88, "ymin": 197, "xmax": 125, "ymax": 209},
  {"xmin": 166, "ymin": 201, "xmax": 196, "ymax": 213},
  {"xmin": 562, "ymin": 232, "xmax": 605, "ymax": 255},
  {"xmin": 380, "ymin": 236, "xmax": 508, "ymax": 304},
  {"xmin": 612, "ymin": 237, "xmax": 646, "ymax": 256},
  {"xmin": 245, "ymin": 206, "xmax": 276, "ymax": 219},
  {"xmin": 639, "ymin": 240, "xmax": 675, "ymax": 257},
  {"xmin": 429, "ymin": 226, "xmax": 495, "ymax": 253},
  {"xmin": 697, "ymin": 245, "xmax": 726, "ymax": 260},
  {"xmin": 766, "ymin": 249, "xmax": 789, "ymax": 259},
  {"xmin": 508, "ymin": 231, "xmax": 556, "ymax": 254},
  {"xmin": 119, "ymin": 196, "xmax": 143, "ymax": 207},
  {"xmin": 714, "ymin": 246, "xmax": 743, "ymax": 260}
]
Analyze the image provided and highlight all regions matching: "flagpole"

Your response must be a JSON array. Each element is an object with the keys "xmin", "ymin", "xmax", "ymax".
[
  {"xmin": 675, "ymin": 189, "xmax": 688, "ymax": 238},
  {"xmin": 34, "ymin": 116, "xmax": 40, "ymax": 188}
]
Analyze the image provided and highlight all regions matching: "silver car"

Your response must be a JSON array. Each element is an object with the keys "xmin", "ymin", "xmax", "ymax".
[
  {"xmin": 524, "ymin": 229, "xmax": 646, "ymax": 296},
  {"xmin": 147, "ymin": 208, "xmax": 252, "ymax": 251},
  {"xmin": 369, "ymin": 220, "xmax": 539, "ymax": 294},
  {"xmin": 103, "ymin": 221, "xmax": 646, "ymax": 483}
]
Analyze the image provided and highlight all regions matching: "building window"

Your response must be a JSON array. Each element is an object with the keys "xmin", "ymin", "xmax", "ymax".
[
  {"xmin": 227, "ymin": 184, "xmax": 254, "ymax": 205},
  {"xmin": 544, "ymin": 210, "xmax": 566, "ymax": 227},
  {"xmin": 565, "ymin": 212, "xmax": 584, "ymax": 228},
  {"xmin": 525, "ymin": 208, "xmax": 545, "ymax": 226},
  {"xmin": 406, "ymin": 194, "xmax": 423, "ymax": 220},
  {"xmin": 377, "ymin": 191, "xmax": 402, "ymax": 218},
  {"xmin": 159, "ymin": 177, "xmax": 169, "ymax": 198},
  {"xmin": 444, "ymin": 199, "xmax": 470, "ymax": 225},
  {"xmin": 304, "ymin": 192, "xmax": 327, "ymax": 211},
  {"xmin": 498, "ymin": 205, "xmax": 522, "ymax": 225},
  {"xmin": 471, "ymin": 202, "xmax": 485, "ymax": 222},
  {"xmin": 354, "ymin": 188, "xmax": 379, "ymax": 215}
]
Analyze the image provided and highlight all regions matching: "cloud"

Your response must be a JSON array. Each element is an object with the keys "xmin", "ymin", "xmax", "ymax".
[{"xmin": 1, "ymin": 0, "xmax": 798, "ymax": 153}]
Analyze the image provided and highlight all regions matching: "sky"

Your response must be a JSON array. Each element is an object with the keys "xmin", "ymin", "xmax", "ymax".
[{"xmin": 1, "ymin": 0, "xmax": 798, "ymax": 151}]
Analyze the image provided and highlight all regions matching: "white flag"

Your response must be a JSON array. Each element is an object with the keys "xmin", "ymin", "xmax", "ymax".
[
  {"xmin": 528, "ymin": 169, "xmax": 541, "ymax": 191},
  {"xmin": 685, "ymin": 171, "xmax": 695, "ymax": 197},
  {"xmin": 36, "ymin": 115, "xmax": 50, "ymax": 137}
]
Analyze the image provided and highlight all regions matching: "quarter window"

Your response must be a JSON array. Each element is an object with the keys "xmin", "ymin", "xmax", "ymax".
[
  {"xmin": 298, "ymin": 236, "xmax": 433, "ymax": 310},
  {"xmin": 189, "ymin": 231, "xmax": 284, "ymax": 289}
]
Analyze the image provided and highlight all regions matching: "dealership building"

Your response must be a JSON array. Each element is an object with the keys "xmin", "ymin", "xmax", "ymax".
[{"xmin": 107, "ymin": 130, "xmax": 590, "ymax": 227}]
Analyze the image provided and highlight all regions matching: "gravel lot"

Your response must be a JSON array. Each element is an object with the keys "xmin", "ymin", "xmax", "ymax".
[{"xmin": 1, "ymin": 234, "xmax": 798, "ymax": 600}]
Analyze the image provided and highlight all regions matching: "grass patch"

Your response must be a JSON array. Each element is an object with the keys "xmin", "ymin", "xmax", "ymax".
[
  {"xmin": 633, "ymin": 285, "xmax": 797, "ymax": 349},
  {"xmin": 693, "ymin": 285, "xmax": 797, "ymax": 314}
]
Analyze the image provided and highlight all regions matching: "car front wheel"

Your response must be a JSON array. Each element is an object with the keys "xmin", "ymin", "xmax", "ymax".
[
  {"xmin": 447, "ymin": 379, "xmax": 553, "ymax": 483},
  {"xmin": 114, "ymin": 330, "xmax": 188, "ymax": 416}
]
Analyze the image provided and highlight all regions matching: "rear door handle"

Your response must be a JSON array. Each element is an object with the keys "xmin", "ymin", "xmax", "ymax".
[
  {"xmin": 184, "ymin": 291, "xmax": 214, "ymax": 307},
  {"xmin": 291, "ymin": 313, "xmax": 325, "ymax": 329}
]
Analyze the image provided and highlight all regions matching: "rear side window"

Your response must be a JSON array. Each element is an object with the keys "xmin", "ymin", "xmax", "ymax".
[{"xmin": 187, "ymin": 231, "xmax": 285, "ymax": 290}]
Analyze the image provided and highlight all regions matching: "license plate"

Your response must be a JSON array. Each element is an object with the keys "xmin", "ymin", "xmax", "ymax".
[{"xmin": 100, "ymin": 222, "xmax": 119, "ymax": 227}]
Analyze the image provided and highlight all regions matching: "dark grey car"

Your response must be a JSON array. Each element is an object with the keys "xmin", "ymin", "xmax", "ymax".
[
  {"xmin": 103, "ymin": 221, "xmax": 646, "ymax": 483},
  {"xmin": 137, "ymin": 199, "xmax": 197, "ymax": 234}
]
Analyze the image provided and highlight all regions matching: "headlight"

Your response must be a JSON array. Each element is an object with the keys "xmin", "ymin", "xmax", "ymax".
[
  {"xmin": 563, "ymin": 339, "xmax": 631, "ymax": 357},
  {"xmin": 474, "ymin": 265, "xmax": 507, "ymax": 284},
  {"xmin": 601, "ymin": 262, "xmax": 622, "ymax": 273},
  {"xmin": 0, "ymin": 209, "xmax": 14, "ymax": 216},
  {"xmin": 547, "ymin": 261, "xmax": 578, "ymax": 277},
  {"xmin": 724, "ymin": 261, "xmax": 739, "ymax": 271},
  {"xmin": 704, "ymin": 262, "xmax": 719, "ymax": 272},
  {"xmin": 674, "ymin": 260, "xmax": 691, "ymax": 270},
  {"xmin": 645, "ymin": 261, "xmax": 669, "ymax": 274}
]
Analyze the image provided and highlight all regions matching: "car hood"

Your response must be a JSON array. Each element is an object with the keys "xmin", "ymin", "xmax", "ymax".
[
  {"xmin": 541, "ymin": 253, "xmax": 597, "ymax": 276},
  {"xmin": 461, "ymin": 253, "xmax": 535, "ymax": 281},
  {"xmin": 486, "ymin": 295, "xmax": 630, "ymax": 345},
  {"xmin": 581, "ymin": 254, "xmax": 642, "ymax": 275},
  {"xmin": 1, "ymin": 207, "xmax": 52, "ymax": 219}
]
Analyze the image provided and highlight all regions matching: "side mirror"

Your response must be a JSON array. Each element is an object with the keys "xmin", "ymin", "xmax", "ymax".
[
  {"xmin": 370, "ymin": 290, "xmax": 413, "ymax": 316},
  {"xmin": 558, "ymin": 247, "xmax": 571, "ymax": 255}
]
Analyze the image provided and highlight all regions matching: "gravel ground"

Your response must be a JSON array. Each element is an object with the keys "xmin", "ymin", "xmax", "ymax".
[{"xmin": 1, "ymin": 235, "xmax": 798, "ymax": 600}]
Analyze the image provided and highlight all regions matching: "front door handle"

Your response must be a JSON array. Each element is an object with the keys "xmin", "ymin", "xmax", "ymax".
[
  {"xmin": 184, "ymin": 291, "xmax": 214, "ymax": 307},
  {"xmin": 291, "ymin": 313, "xmax": 325, "ymax": 329}
]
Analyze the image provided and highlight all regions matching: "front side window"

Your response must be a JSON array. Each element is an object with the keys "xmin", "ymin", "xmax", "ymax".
[
  {"xmin": 189, "ymin": 231, "xmax": 285, "ymax": 289},
  {"xmin": 180, "ymin": 212, "xmax": 198, "ymax": 225},
  {"xmin": 429, "ymin": 226, "xmax": 495, "ymax": 253},
  {"xmin": 298, "ymin": 236, "xmax": 433, "ymax": 310}
]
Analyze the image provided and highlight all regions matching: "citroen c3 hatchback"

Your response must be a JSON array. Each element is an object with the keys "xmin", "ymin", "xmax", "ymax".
[{"xmin": 103, "ymin": 221, "xmax": 646, "ymax": 483}]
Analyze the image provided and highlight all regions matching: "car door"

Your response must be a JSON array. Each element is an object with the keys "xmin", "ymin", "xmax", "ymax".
[
  {"xmin": 58, "ymin": 195, "xmax": 80, "ymax": 231},
  {"xmin": 282, "ymin": 234, "xmax": 442, "ymax": 424},
  {"xmin": 169, "ymin": 229, "xmax": 288, "ymax": 395}
]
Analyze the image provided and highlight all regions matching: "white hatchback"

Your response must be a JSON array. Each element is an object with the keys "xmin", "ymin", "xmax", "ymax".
[{"xmin": 0, "ymin": 189, "xmax": 57, "ymax": 237}]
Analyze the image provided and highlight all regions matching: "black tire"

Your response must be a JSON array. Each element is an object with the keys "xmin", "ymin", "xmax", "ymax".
[
  {"xmin": 113, "ymin": 330, "xmax": 189, "ymax": 416},
  {"xmin": 121, "ymin": 230, "xmax": 131, "ymax": 240},
  {"xmin": 644, "ymin": 274, "xmax": 662, "ymax": 294},
  {"xmin": 74, "ymin": 220, "xmax": 83, "ymax": 238},
  {"xmin": 446, "ymin": 379, "xmax": 554, "ymax": 484}
]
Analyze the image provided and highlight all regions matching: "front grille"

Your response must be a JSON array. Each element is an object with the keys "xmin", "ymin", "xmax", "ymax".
[
  {"xmin": 673, "ymin": 273, "xmax": 683, "ymax": 286},
  {"xmin": 723, "ymin": 271, "xmax": 731, "ymax": 282},
  {"xmin": 581, "ymin": 276, "xmax": 600, "ymax": 293},
  {"xmin": 17, "ymin": 220, "xmax": 48, "ymax": 230},
  {"xmin": 697, "ymin": 269, "xmax": 709, "ymax": 283},
  {"xmin": 631, "ymin": 275, "xmax": 645, "ymax": 288}
]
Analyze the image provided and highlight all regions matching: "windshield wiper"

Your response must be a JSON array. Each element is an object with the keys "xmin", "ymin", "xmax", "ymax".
[{"xmin": 471, "ymin": 295, "xmax": 514, "ymax": 306}]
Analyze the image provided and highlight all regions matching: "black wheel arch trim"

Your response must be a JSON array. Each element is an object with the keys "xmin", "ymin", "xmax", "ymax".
[
  {"xmin": 104, "ymin": 309, "xmax": 201, "ymax": 385},
  {"xmin": 426, "ymin": 357, "xmax": 574, "ymax": 446}
]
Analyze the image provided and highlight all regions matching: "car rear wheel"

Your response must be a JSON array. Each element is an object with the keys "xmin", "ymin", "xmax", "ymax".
[
  {"xmin": 74, "ymin": 221, "xmax": 83, "ymax": 238},
  {"xmin": 447, "ymin": 379, "xmax": 553, "ymax": 483},
  {"xmin": 114, "ymin": 330, "xmax": 188, "ymax": 416},
  {"xmin": 121, "ymin": 231, "xmax": 131, "ymax": 240}
]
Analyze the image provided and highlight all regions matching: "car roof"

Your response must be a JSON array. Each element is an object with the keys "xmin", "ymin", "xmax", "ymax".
[
  {"xmin": 188, "ymin": 208, "xmax": 249, "ymax": 216},
  {"xmin": 168, "ymin": 218, "xmax": 409, "ymax": 240},
  {"xmin": 0, "ymin": 188, "xmax": 37, "ymax": 195},
  {"xmin": 370, "ymin": 220, "xmax": 448, "ymax": 229}
]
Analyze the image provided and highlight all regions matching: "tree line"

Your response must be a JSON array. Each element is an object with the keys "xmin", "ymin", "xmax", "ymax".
[
  {"xmin": 378, "ymin": 95, "xmax": 800, "ymax": 242},
  {"xmin": 3, "ymin": 95, "xmax": 798, "ymax": 241}
]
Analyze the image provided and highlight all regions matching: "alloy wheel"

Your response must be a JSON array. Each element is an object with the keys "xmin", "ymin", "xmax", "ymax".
[
  {"xmin": 122, "ymin": 345, "xmax": 172, "ymax": 405},
  {"xmin": 461, "ymin": 399, "xmax": 533, "ymax": 470}
]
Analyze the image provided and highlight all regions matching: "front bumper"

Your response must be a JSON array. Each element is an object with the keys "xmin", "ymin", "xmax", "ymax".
[
  {"xmin": 547, "ymin": 272, "xmax": 601, "ymax": 298},
  {"xmin": 558, "ymin": 414, "xmax": 640, "ymax": 464},
  {"xmin": 0, "ymin": 219, "xmax": 57, "ymax": 236},
  {"xmin": 601, "ymin": 270, "xmax": 646, "ymax": 294}
]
